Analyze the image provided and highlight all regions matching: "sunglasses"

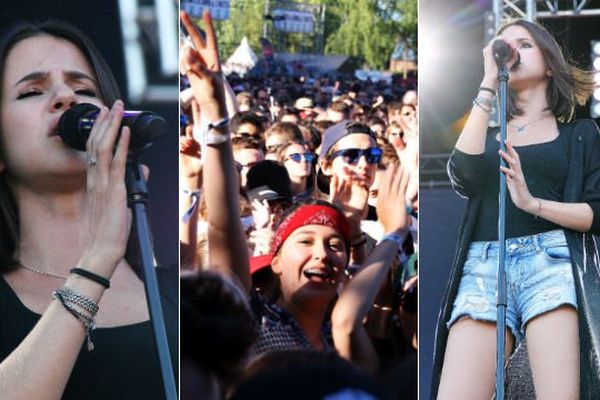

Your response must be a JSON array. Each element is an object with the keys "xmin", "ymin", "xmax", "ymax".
[
  {"xmin": 285, "ymin": 152, "xmax": 315, "ymax": 163},
  {"xmin": 237, "ymin": 132, "xmax": 261, "ymax": 139},
  {"xmin": 330, "ymin": 147, "xmax": 382, "ymax": 165},
  {"xmin": 266, "ymin": 144, "xmax": 282, "ymax": 153}
]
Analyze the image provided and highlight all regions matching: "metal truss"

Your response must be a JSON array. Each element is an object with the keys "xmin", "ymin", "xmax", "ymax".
[
  {"xmin": 420, "ymin": 154, "xmax": 453, "ymax": 189},
  {"xmin": 492, "ymin": 0, "xmax": 600, "ymax": 28}
]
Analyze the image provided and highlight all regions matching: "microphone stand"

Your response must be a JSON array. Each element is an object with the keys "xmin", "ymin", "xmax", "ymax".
[
  {"xmin": 126, "ymin": 153, "xmax": 177, "ymax": 400},
  {"xmin": 495, "ymin": 62, "xmax": 509, "ymax": 400}
]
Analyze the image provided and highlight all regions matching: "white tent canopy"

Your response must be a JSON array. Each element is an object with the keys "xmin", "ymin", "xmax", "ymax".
[{"xmin": 223, "ymin": 37, "xmax": 258, "ymax": 76}]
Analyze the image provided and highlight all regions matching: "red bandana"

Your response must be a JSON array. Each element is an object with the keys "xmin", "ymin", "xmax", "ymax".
[{"xmin": 269, "ymin": 204, "xmax": 351, "ymax": 258}]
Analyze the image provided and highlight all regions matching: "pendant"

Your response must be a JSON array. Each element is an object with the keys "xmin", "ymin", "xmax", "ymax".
[{"xmin": 516, "ymin": 126, "xmax": 525, "ymax": 133}]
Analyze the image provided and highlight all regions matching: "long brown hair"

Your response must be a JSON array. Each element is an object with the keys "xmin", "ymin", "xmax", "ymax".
[
  {"xmin": 498, "ymin": 19, "xmax": 595, "ymax": 122},
  {"xmin": 0, "ymin": 20, "xmax": 121, "ymax": 270}
]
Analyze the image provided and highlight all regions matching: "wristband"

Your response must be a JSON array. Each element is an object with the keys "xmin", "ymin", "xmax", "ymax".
[
  {"xmin": 193, "ymin": 116, "xmax": 230, "ymax": 147},
  {"xmin": 181, "ymin": 188, "xmax": 202, "ymax": 223},
  {"xmin": 70, "ymin": 267, "xmax": 111, "ymax": 289},
  {"xmin": 378, "ymin": 232, "xmax": 407, "ymax": 248},
  {"xmin": 479, "ymin": 86, "xmax": 497, "ymax": 96}
]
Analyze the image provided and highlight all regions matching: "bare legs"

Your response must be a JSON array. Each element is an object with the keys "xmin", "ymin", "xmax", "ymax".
[
  {"xmin": 437, "ymin": 309, "xmax": 579, "ymax": 400},
  {"xmin": 437, "ymin": 319, "xmax": 513, "ymax": 400},
  {"xmin": 526, "ymin": 306, "xmax": 579, "ymax": 400}
]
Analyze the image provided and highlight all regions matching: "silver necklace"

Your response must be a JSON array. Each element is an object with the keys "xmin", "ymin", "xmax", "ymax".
[
  {"xmin": 509, "ymin": 115, "xmax": 551, "ymax": 134},
  {"xmin": 17, "ymin": 261, "xmax": 68, "ymax": 280}
]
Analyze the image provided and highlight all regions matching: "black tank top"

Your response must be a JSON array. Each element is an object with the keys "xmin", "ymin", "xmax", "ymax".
[{"xmin": 472, "ymin": 130, "xmax": 568, "ymax": 241}]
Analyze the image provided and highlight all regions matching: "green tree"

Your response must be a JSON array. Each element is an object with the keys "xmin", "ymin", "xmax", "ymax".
[
  {"xmin": 324, "ymin": 0, "xmax": 416, "ymax": 70},
  {"xmin": 212, "ymin": 0, "xmax": 265, "ymax": 59},
  {"xmin": 199, "ymin": 0, "xmax": 416, "ymax": 70}
]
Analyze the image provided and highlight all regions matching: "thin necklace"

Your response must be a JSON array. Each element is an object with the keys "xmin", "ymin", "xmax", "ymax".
[
  {"xmin": 509, "ymin": 114, "xmax": 551, "ymax": 134},
  {"xmin": 17, "ymin": 261, "xmax": 68, "ymax": 280}
]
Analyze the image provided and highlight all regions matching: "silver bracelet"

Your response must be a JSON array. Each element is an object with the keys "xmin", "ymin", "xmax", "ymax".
[
  {"xmin": 473, "ymin": 96, "xmax": 494, "ymax": 113},
  {"xmin": 53, "ymin": 288, "xmax": 98, "ymax": 351},
  {"xmin": 534, "ymin": 198, "xmax": 543, "ymax": 219},
  {"xmin": 54, "ymin": 287, "xmax": 99, "ymax": 315}
]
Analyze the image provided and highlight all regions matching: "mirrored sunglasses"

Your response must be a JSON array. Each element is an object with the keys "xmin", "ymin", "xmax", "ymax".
[
  {"xmin": 330, "ymin": 147, "xmax": 382, "ymax": 165},
  {"xmin": 286, "ymin": 152, "xmax": 315, "ymax": 163}
]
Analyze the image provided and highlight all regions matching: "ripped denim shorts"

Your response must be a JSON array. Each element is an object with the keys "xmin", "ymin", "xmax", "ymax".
[{"xmin": 447, "ymin": 230, "xmax": 577, "ymax": 341}]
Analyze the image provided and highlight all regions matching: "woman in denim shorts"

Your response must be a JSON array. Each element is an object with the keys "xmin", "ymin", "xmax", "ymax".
[{"xmin": 431, "ymin": 20, "xmax": 600, "ymax": 399}]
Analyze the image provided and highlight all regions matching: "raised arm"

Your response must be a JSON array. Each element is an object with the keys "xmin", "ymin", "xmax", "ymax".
[
  {"xmin": 179, "ymin": 104, "xmax": 203, "ymax": 269},
  {"xmin": 454, "ymin": 39, "xmax": 505, "ymax": 154},
  {"xmin": 180, "ymin": 10, "xmax": 251, "ymax": 292},
  {"xmin": 331, "ymin": 163, "xmax": 410, "ymax": 374}
]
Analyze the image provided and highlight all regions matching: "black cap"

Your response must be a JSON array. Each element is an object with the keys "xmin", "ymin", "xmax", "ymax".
[{"xmin": 245, "ymin": 160, "xmax": 293, "ymax": 202}]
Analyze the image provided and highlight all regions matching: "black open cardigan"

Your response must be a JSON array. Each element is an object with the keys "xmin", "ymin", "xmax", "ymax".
[{"xmin": 430, "ymin": 119, "xmax": 600, "ymax": 399}]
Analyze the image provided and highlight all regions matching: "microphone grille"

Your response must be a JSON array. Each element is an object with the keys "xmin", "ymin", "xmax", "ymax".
[
  {"xmin": 492, "ymin": 40, "xmax": 512, "ymax": 64},
  {"xmin": 58, "ymin": 103, "xmax": 100, "ymax": 151}
]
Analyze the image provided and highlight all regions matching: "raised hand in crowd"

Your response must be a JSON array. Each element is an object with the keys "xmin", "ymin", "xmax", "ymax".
[
  {"xmin": 180, "ymin": 9, "xmax": 251, "ymax": 290},
  {"xmin": 332, "ymin": 163, "xmax": 411, "ymax": 374},
  {"xmin": 329, "ymin": 172, "xmax": 369, "ymax": 266},
  {"xmin": 179, "ymin": 100, "xmax": 203, "ymax": 268}
]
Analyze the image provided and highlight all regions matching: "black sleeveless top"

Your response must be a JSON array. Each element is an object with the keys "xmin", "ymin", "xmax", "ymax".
[
  {"xmin": 0, "ymin": 265, "xmax": 178, "ymax": 399},
  {"xmin": 453, "ymin": 128, "xmax": 569, "ymax": 241}
]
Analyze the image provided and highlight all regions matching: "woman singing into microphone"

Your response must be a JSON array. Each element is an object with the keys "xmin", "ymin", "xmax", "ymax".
[
  {"xmin": 0, "ymin": 20, "xmax": 177, "ymax": 399},
  {"xmin": 431, "ymin": 19, "xmax": 599, "ymax": 399}
]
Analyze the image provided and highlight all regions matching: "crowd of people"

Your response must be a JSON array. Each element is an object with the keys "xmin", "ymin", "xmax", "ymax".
[{"xmin": 179, "ymin": 10, "xmax": 418, "ymax": 400}]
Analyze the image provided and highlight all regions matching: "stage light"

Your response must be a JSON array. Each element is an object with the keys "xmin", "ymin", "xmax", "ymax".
[
  {"xmin": 594, "ymin": 88, "xmax": 600, "ymax": 101},
  {"xmin": 593, "ymin": 41, "xmax": 600, "ymax": 56},
  {"xmin": 592, "ymin": 103, "xmax": 600, "ymax": 118},
  {"xmin": 594, "ymin": 57, "xmax": 600, "ymax": 71},
  {"xmin": 595, "ymin": 72, "xmax": 600, "ymax": 84}
]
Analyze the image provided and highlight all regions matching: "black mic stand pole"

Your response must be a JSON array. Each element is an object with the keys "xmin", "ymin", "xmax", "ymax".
[
  {"xmin": 126, "ymin": 153, "xmax": 177, "ymax": 400},
  {"xmin": 495, "ymin": 62, "xmax": 509, "ymax": 400}
]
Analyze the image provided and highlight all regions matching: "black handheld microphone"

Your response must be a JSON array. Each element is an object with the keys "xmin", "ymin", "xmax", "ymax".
[
  {"xmin": 59, "ymin": 103, "xmax": 166, "ymax": 151},
  {"xmin": 492, "ymin": 39, "xmax": 520, "ymax": 70}
]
